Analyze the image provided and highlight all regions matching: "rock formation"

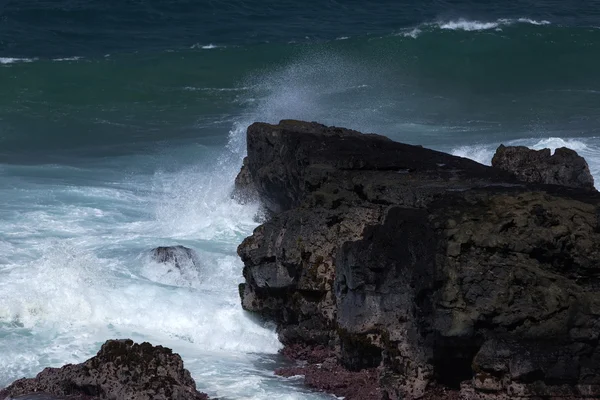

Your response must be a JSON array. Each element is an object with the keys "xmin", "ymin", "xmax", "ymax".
[
  {"xmin": 492, "ymin": 144, "xmax": 595, "ymax": 190},
  {"xmin": 0, "ymin": 340, "xmax": 208, "ymax": 400},
  {"xmin": 150, "ymin": 245, "xmax": 200, "ymax": 271},
  {"xmin": 236, "ymin": 120, "xmax": 600, "ymax": 399},
  {"xmin": 231, "ymin": 156, "xmax": 259, "ymax": 204}
]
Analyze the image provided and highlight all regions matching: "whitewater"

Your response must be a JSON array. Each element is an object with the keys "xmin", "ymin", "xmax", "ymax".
[{"xmin": 2, "ymin": 9, "xmax": 600, "ymax": 399}]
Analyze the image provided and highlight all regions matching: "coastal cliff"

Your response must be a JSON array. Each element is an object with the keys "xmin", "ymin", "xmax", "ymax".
[{"xmin": 236, "ymin": 120, "xmax": 600, "ymax": 399}]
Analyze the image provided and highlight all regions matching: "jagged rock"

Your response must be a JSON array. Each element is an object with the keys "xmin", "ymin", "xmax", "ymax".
[
  {"xmin": 232, "ymin": 156, "xmax": 259, "ymax": 204},
  {"xmin": 236, "ymin": 120, "xmax": 600, "ymax": 399},
  {"xmin": 0, "ymin": 340, "xmax": 208, "ymax": 400},
  {"xmin": 492, "ymin": 144, "xmax": 595, "ymax": 190}
]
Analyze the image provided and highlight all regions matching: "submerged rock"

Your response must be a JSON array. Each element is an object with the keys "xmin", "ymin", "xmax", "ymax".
[
  {"xmin": 236, "ymin": 120, "xmax": 600, "ymax": 399},
  {"xmin": 492, "ymin": 144, "xmax": 595, "ymax": 190},
  {"xmin": 150, "ymin": 245, "xmax": 200, "ymax": 270},
  {"xmin": 146, "ymin": 246, "xmax": 202, "ymax": 287},
  {"xmin": 0, "ymin": 340, "xmax": 208, "ymax": 400}
]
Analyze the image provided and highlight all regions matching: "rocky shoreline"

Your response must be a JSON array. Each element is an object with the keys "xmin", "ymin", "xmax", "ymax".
[
  {"xmin": 236, "ymin": 120, "xmax": 600, "ymax": 399},
  {"xmin": 3, "ymin": 120, "xmax": 599, "ymax": 400}
]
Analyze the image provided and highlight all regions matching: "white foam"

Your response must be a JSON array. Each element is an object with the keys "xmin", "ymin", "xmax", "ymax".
[
  {"xmin": 451, "ymin": 144, "xmax": 496, "ymax": 165},
  {"xmin": 517, "ymin": 18, "xmax": 551, "ymax": 25},
  {"xmin": 438, "ymin": 19, "xmax": 500, "ymax": 31},
  {"xmin": 0, "ymin": 137, "xmax": 283, "ymax": 392},
  {"xmin": 0, "ymin": 241, "xmax": 282, "ymax": 383},
  {"xmin": 151, "ymin": 163, "xmax": 261, "ymax": 241},
  {"xmin": 0, "ymin": 57, "xmax": 35, "ymax": 64},
  {"xmin": 53, "ymin": 56, "xmax": 83, "ymax": 61},
  {"xmin": 400, "ymin": 28, "xmax": 422, "ymax": 38},
  {"xmin": 191, "ymin": 43, "xmax": 220, "ymax": 49},
  {"xmin": 530, "ymin": 137, "xmax": 588, "ymax": 153},
  {"xmin": 436, "ymin": 17, "xmax": 551, "ymax": 31}
]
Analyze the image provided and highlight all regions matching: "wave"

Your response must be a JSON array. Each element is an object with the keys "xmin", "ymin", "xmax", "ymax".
[
  {"xmin": 437, "ymin": 18, "xmax": 550, "ymax": 31},
  {"xmin": 530, "ymin": 137, "xmax": 589, "ymax": 153},
  {"xmin": 437, "ymin": 19, "xmax": 502, "ymax": 31},
  {"xmin": 2, "ymin": 17, "xmax": 600, "ymax": 156},
  {"xmin": 1, "ymin": 56, "xmax": 83, "ymax": 65},
  {"xmin": 399, "ymin": 28, "xmax": 422, "ymax": 38},
  {"xmin": 52, "ymin": 56, "xmax": 83, "ymax": 61},
  {"xmin": 191, "ymin": 43, "xmax": 222, "ymax": 50},
  {"xmin": 393, "ymin": 17, "xmax": 553, "ymax": 37},
  {"xmin": 0, "ymin": 57, "xmax": 35, "ymax": 64}
]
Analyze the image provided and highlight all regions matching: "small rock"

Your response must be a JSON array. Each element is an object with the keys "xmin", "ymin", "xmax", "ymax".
[{"xmin": 150, "ymin": 245, "xmax": 199, "ymax": 270}]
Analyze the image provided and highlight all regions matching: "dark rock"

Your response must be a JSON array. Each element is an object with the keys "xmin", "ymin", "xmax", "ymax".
[
  {"xmin": 150, "ymin": 245, "xmax": 199, "ymax": 271},
  {"xmin": 0, "ymin": 393, "xmax": 97, "ymax": 400},
  {"xmin": 237, "ymin": 120, "xmax": 600, "ymax": 399},
  {"xmin": 276, "ymin": 343, "xmax": 380, "ymax": 400},
  {"xmin": 0, "ymin": 339, "xmax": 208, "ymax": 400},
  {"xmin": 2, "ymin": 394, "xmax": 98, "ymax": 399},
  {"xmin": 240, "ymin": 120, "xmax": 514, "ymax": 215},
  {"xmin": 492, "ymin": 144, "xmax": 596, "ymax": 191},
  {"xmin": 232, "ymin": 156, "xmax": 259, "ymax": 204},
  {"xmin": 280, "ymin": 343, "xmax": 335, "ymax": 365},
  {"xmin": 276, "ymin": 363, "xmax": 380, "ymax": 400}
]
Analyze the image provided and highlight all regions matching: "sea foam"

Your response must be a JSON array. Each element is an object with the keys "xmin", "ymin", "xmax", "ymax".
[
  {"xmin": 0, "ymin": 57, "xmax": 35, "ymax": 64},
  {"xmin": 436, "ymin": 17, "xmax": 551, "ymax": 31}
]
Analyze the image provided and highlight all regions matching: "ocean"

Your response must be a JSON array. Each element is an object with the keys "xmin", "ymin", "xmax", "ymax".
[{"xmin": 1, "ymin": 1, "xmax": 600, "ymax": 398}]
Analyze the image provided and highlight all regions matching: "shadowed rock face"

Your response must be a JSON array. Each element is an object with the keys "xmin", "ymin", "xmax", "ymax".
[
  {"xmin": 492, "ymin": 145, "xmax": 595, "ymax": 190},
  {"xmin": 0, "ymin": 340, "xmax": 208, "ymax": 400},
  {"xmin": 236, "ymin": 120, "xmax": 600, "ymax": 399},
  {"xmin": 232, "ymin": 156, "xmax": 259, "ymax": 204}
]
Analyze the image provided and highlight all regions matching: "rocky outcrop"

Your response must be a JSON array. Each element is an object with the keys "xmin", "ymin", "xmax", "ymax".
[
  {"xmin": 237, "ymin": 120, "xmax": 600, "ymax": 399},
  {"xmin": 150, "ymin": 245, "xmax": 200, "ymax": 270},
  {"xmin": 492, "ymin": 145, "xmax": 595, "ymax": 190},
  {"xmin": 232, "ymin": 156, "xmax": 259, "ymax": 204},
  {"xmin": 0, "ymin": 340, "xmax": 208, "ymax": 400}
]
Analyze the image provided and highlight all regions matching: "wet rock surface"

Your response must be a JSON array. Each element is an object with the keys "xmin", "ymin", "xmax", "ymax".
[
  {"xmin": 276, "ymin": 343, "xmax": 380, "ymax": 400},
  {"xmin": 0, "ymin": 340, "xmax": 208, "ymax": 400},
  {"xmin": 237, "ymin": 120, "xmax": 600, "ymax": 399},
  {"xmin": 150, "ymin": 245, "xmax": 200, "ymax": 270},
  {"xmin": 232, "ymin": 156, "xmax": 259, "ymax": 204}
]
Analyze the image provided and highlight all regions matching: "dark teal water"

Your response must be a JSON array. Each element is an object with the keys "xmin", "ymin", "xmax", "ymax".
[
  {"xmin": 1, "ymin": 2, "xmax": 600, "ymax": 398},
  {"xmin": 2, "ymin": 1, "xmax": 600, "ymax": 160},
  {"xmin": 3, "ymin": 0, "xmax": 600, "ymax": 57}
]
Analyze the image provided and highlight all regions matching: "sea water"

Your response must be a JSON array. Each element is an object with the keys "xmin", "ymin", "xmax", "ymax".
[{"xmin": 1, "ymin": 1, "xmax": 600, "ymax": 398}]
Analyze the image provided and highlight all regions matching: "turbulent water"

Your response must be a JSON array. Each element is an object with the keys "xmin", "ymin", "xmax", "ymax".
[{"xmin": 1, "ymin": 1, "xmax": 600, "ymax": 398}]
